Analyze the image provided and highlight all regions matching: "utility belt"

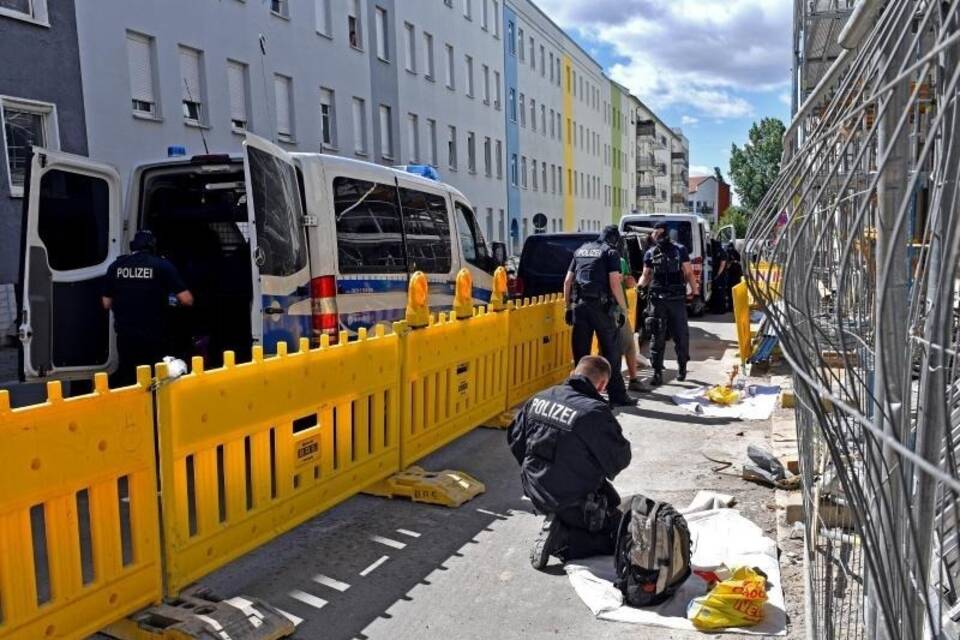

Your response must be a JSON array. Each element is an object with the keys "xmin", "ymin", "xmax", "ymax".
[{"xmin": 649, "ymin": 287, "xmax": 687, "ymax": 302}]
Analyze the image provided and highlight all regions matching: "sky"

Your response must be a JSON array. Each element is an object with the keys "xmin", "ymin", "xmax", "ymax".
[{"xmin": 535, "ymin": 0, "xmax": 793, "ymax": 180}]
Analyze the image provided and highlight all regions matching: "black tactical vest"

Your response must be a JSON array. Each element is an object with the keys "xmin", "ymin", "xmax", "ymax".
[
  {"xmin": 650, "ymin": 243, "xmax": 686, "ymax": 298},
  {"xmin": 572, "ymin": 241, "xmax": 613, "ymax": 301}
]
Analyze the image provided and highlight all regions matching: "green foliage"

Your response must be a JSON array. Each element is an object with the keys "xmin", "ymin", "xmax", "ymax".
[
  {"xmin": 729, "ymin": 118, "xmax": 785, "ymax": 212},
  {"xmin": 719, "ymin": 206, "xmax": 750, "ymax": 238},
  {"xmin": 714, "ymin": 166, "xmax": 724, "ymax": 182}
]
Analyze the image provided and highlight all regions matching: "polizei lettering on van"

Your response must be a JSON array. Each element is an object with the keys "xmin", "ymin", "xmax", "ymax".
[
  {"xmin": 529, "ymin": 397, "xmax": 578, "ymax": 426},
  {"xmin": 116, "ymin": 267, "xmax": 154, "ymax": 279}
]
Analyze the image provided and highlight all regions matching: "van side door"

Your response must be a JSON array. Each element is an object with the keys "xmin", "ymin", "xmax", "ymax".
[
  {"xmin": 243, "ymin": 134, "xmax": 311, "ymax": 353},
  {"xmin": 19, "ymin": 149, "xmax": 123, "ymax": 380},
  {"xmin": 453, "ymin": 200, "xmax": 495, "ymax": 302}
]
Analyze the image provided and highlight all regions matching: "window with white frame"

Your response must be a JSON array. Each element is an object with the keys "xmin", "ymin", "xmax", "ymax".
[
  {"xmin": 529, "ymin": 36, "xmax": 534, "ymax": 69},
  {"xmin": 467, "ymin": 131, "xmax": 476, "ymax": 173},
  {"xmin": 483, "ymin": 136, "xmax": 491, "ymax": 176},
  {"xmin": 509, "ymin": 153, "xmax": 517, "ymax": 186},
  {"xmin": 481, "ymin": 64, "xmax": 490, "ymax": 104},
  {"xmin": 495, "ymin": 139, "xmax": 503, "ymax": 179},
  {"xmin": 315, "ymin": 0, "xmax": 331, "ymax": 36},
  {"xmin": 492, "ymin": 0, "xmax": 499, "ymax": 37},
  {"xmin": 0, "ymin": 0, "xmax": 48, "ymax": 24},
  {"xmin": 541, "ymin": 161, "xmax": 547, "ymax": 191},
  {"xmin": 319, "ymin": 87, "xmax": 335, "ymax": 147},
  {"xmin": 518, "ymin": 93, "xmax": 525, "ymax": 127},
  {"xmin": 126, "ymin": 31, "xmax": 157, "ymax": 117},
  {"xmin": 352, "ymin": 96, "xmax": 367, "ymax": 154},
  {"xmin": 529, "ymin": 98, "xmax": 536, "ymax": 132},
  {"xmin": 375, "ymin": 7, "xmax": 389, "ymax": 61},
  {"xmin": 539, "ymin": 45, "xmax": 545, "ymax": 76},
  {"xmin": 270, "ymin": 0, "xmax": 289, "ymax": 18},
  {"xmin": 427, "ymin": 118, "xmax": 437, "ymax": 165},
  {"xmin": 227, "ymin": 60, "xmax": 249, "ymax": 132},
  {"xmin": 348, "ymin": 0, "xmax": 363, "ymax": 49},
  {"xmin": 531, "ymin": 159, "xmax": 537, "ymax": 190},
  {"xmin": 540, "ymin": 105, "xmax": 546, "ymax": 137},
  {"xmin": 507, "ymin": 21, "xmax": 515, "ymax": 55},
  {"xmin": 444, "ymin": 44, "xmax": 455, "ymax": 89},
  {"xmin": 463, "ymin": 0, "xmax": 471, "ymax": 20},
  {"xmin": 403, "ymin": 22, "xmax": 416, "ymax": 72},
  {"xmin": 406, "ymin": 113, "xmax": 419, "ymax": 162},
  {"xmin": 494, "ymin": 70, "xmax": 501, "ymax": 109},
  {"xmin": 1, "ymin": 97, "xmax": 58, "ymax": 196},
  {"xmin": 378, "ymin": 104, "xmax": 392, "ymax": 158},
  {"xmin": 274, "ymin": 74, "xmax": 294, "ymax": 142},
  {"xmin": 518, "ymin": 27, "xmax": 524, "ymax": 61},
  {"xmin": 447, "ymin": 125, "xmax": 457, "ymax": 170},
  {"xmin": 464, "ymin": 55, "xmax": 474, "ymax": 97},
  {"xmin": 178, "ymin": 46, "xmax": 205, "ymax": 125},
  {"xmin": 508, "ymin": 88, "xmax": 516, "ymax": 122},
  {"xmin": 423, "ymin": 32, "xmax": 435, "ymax": 80},
  {"xmin": 521, "ymin": 156, "xmax": 527, "ymax": 188},
  {"xmin": 480, "ymin": 0, "xmax": 488, "ymax": 30}
]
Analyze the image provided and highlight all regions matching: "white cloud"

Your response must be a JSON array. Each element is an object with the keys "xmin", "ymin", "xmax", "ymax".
[
  {"xmin": 536, "ymin": 0, "xmax": 792, "ymax": 119},
  {"xmin": 778, "ymin": 91, "xmax": 792, "ymax": 106},
  {"xmin": 690, "ymin": 165, "xmax": 713, "ymax": 176},
  {"xmin": 681, "ymin": 115, "xmax": 699, "ymax": 125}
]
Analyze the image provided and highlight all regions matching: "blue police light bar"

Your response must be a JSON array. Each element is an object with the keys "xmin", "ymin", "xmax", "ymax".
[
  {"xmin": 168, "ymin": 145, "xmax": 187, "ymax": 158},
  {"xmin": 403, "ymin": 164, "xmax": 440, "ymax": 181}
]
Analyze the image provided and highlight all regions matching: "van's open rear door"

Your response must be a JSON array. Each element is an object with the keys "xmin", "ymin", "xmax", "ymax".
[
  {"xmin": 19, "ymin": 148, "xmax": 122, "ymax": 380},
  {"xmin": 242, "ymin": 134, "xmax": 312, "ymax": 353}
]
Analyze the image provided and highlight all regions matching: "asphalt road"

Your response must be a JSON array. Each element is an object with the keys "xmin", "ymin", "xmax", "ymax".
[{"xmin": 96, "ymin": 314, "xmax": 805, "ymax": 639}]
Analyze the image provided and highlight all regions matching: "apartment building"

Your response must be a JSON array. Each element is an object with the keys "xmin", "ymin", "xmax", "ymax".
[
  {"xmin": 0, "ymin": 0, "xmax": 87, "ymax": 338},
  {"xmin": 688, "ymin": 175, "xmax": 730, "ymax": 225},
  {"xmin": 635, "ymin": 99, "xmax": 689, "ymax": 214},
  {"xmin": 5, "ymin": 0, "xmax": 675, "ymax": 262}
]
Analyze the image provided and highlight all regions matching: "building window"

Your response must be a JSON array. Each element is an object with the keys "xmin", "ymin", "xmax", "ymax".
[
  {"xmin": 540, "ymin": 104, "xmax": 546, "ymax": 137},
  {"xmin": 549, "ymin": 53, "xmax": 554, "ymax": 82},
  {"xmin": 482, "ymin": 64, "xmax": 490, "ymax": 104},
  {"xmin": 423, "ymin": 32, "xmax": 435, "ymax": 80},
  {"xmin": 507, "ymin": 21, "xmax": 515, "ymax": 55},
  {"xmin": 0, "ymin": 0, "xmax": 47, "ymax": 24},
  {"xmin": 508, "ymin": 89, "xmax": 516, "ymax": 122},
  {"xmin": 529, "ymin": 36, "xmax": 535, "ymax": 69},
  {"xmin": 518, "ymin": 27, "xmax": 525, "ymax": 62},
  {"xmin": 531, "ymin": 159, "xmax": 538, "ymax": 190},
  {"xmin": 447, "ymin": 125, "xmax": 457, "ymax": 170},
  {"xmin": 495, "ymin": 139, "xmax": 503, "ymax": 179},
  {"xmin": 541, "ymin": 162, "xmax": 547, "ymax": 191},
  {"xmin": 465, "ymin": 55, "xmax": 474, "ymax": 97},
  {"xmin": 519, "ymin": 93, "xmax": 525, "ymax": 127},
  {"xmin": 463, "ymin": 0, "xmax": 471, "ymax": 20},
  {"xmin": 467, "ymin": 131, "xmax": 476, "ymax": 173},
  {"xmin": 227, "ymin": 60, "xmax": 249, "ymax": 132},
  {"xmin": 315, "ymin": 0, "xmax": 331, "ymax": 36},
  {"xmin": 406, "ymin": 113, "xmax": 419, "ymax": 162},
  {"xmin": 348, "ymin": 0, "xmax": 363, "ymax": 49},
  {"xmin": 480, "ymin": 0, "xmax": 488, "ymax": 30},
  {"xmin": 1, "ymin": 97, "xmax": 58, "ymax": 196},
  {"xmin": 126, "ymin": 31, "xmax": 158, "ymax": 117},
  {"xmin": 375, "ymin": 7, "xmax": 389, "ymax": 61},
  {"xmin": 494, "ymin": 71, "xmax": 501, "ymax": 109},
  {"xmin": 483, "ymin": 136, "xmax": 492, "ymax": 176},
  {"xmin": 378, "ymin": 104, "xmax": 393, "ymax": 159},
  {"xmin": 529, "ymin": 98, "xmax": 536, "ymax": 132},
  {"xmin": 444, "ymin": 44, "xmax": 455, "ymax": 89},
  {"xmin": 539, "ymin": 45, "xmax": 545, "ymax": 76},
  {"xmin": 403, "ymin": 22, "xmax": 416, "ymax": 72},
  {"xmin": 270, "ymin": 0, "xmax": 289, "ymax": 18},
  {"xmin": 427, "ymin": 118, "xmax": 437, "ymax": 165},
  {"xmin": 319, "ymin": 87, "xmax": 335, "ymax": 147},
  {"xmin": 492, "ymin": 0, "xmax": 500, "ymax": 37},
  {"xmin": 510, "ymin": 153, "xmax": 517, "ymax": 186},
  {"xmin": 178, "ymin": 46, "xmax": 205, "ymax": 125},
  {"xmin": 352, "ymin": 97, "xmax": 367, "ymax": 154},
  {"xmin": 274, "ymin": 74, "xmax": 294, "ymax": 142}
]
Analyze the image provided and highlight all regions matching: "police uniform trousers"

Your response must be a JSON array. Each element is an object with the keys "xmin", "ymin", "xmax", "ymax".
[
  {"xmin": 556, "ymin": 481, "xmax": 622, "ymax": 560},
  {"xmin": 570, "ymin": 301, "xmax": 628, "ymax": 401},
  {"xmin": 112, "ymin": 332, "xmax": 169, "ymax": 387},
  {"xmin": 649, "ymin": 295, "xmax": 690, "ymax": 373}
]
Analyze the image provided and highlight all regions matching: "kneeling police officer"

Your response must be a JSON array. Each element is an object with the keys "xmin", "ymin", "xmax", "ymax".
[
  {"xmin": 508, "ymin": 355, "xmax": 632, "ymax": 570},
  {"xmin": 637, "ymin": 222, "xmax": 699, "ymax": 386},
  {"xmin": 564, "ymin": 225, "xmax": 634, "ymax": 406}
]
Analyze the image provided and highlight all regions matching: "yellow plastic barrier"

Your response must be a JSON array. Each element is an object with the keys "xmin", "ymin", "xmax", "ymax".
[
  {"xmin": 732, "ymin": 280, "xmax": 752, "ymax": 363},
  {"xmin": 154, "ymin": 330, "xmax": 401, "ymax": 595},
  {"xmin": 748, "ymin": 261, "xmax": 781, "ymax": 308},
  {"xmin": 397, "ymin": 306, "xmax": 510, "ymax": 468},
  {"xmin": 0, "ymin": 370, "xmax": 162, "ymax": 640},
  {"xmin": 506, "ymin": 295, "xmax": 573, "ymax": 408}
]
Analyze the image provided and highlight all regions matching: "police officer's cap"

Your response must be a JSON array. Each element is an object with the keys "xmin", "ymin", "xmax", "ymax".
[
  {"xmin": 599, "ymin": 225, "xmax": 621, "ymax": 246},
  {"xmin": 130, "ymin": 230, "xmax": 157, "ymax": 252}
]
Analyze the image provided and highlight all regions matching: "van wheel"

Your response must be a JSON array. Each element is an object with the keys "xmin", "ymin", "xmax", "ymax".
[{"xmin": 689, "ymin": 296, "xmax": 706, "ymax": 318}]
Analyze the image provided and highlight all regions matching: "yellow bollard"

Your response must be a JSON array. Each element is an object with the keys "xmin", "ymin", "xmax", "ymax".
[
  {"xmin": 406, "ymin": 270, "xmax": 430, "ymax": 328},
  {"xmin": 454, "ymin": 268, "xmax": 474, "ymax": 320},
  {"xmin": 489, "ymin": 265, "xmax": 509, "ymax": 312}
]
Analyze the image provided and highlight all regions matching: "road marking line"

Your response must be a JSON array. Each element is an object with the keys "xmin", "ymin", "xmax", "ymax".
[
  {"xmin": 313, "ymin": 574, "xmax": 351, "ymax": 592},
  {"xmin": 396, "ymin": 528, "xmax": 421, "ymax": 538},
  {"xmin": 274, "ymin": 608, "xmax": 303, "ymax": 627},
  {"xmin": 360, "ymin": 555, "xmax": 390, "ymax": 576},
  {"xmin": 370, "ymin": 534, "xmax": 406, "ymax": 549},
  {"xmin": 289, "ymin": 590, "xmax": 328, "ymax": 610},
  {"xmin": 476, "ymin": 508, "xmax": 509, "ymax": 518}
]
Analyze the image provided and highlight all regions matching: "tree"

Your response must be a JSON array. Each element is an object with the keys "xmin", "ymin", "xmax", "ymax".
[
  {"xmin": 719, "ymin": 206, "xmax": 750, "ymax": 238},
  {"xmin": 729, "ymin": 118, "xmax": 785, "ymax": 212},
  {"xmin": 714, "ymin": 166, "xmax": 724, "ymax": 182}
]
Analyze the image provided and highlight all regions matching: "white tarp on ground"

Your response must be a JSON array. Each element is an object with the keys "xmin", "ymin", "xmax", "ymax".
[
  {"xmin": 671, "ymin": 384, "xmax": 781, "ymax": 421},
  {"xmin": 564, "ymin": 502, "xmax": 787, "ymax": 635}
]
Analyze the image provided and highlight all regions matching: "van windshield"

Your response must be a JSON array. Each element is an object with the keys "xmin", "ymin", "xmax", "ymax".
[{"xmin": 624, "ymin": 219, "xmax": 693, "ymax": 251}]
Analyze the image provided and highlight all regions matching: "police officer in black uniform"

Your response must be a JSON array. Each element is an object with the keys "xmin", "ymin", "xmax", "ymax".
[
  {"xmin": 563, "ymin": 225, "xmax": 634, "ymax": 406},
  {"xmin": 508, "ymin": 355, "xmax": 632, "ymax": 570},
  {"xmin": 638, "ymin": 222, "xmax": 699, "ymax": 386},
  {"xmin": 102, "ymin": 230, "xmax": 193, "ymax": 386}
]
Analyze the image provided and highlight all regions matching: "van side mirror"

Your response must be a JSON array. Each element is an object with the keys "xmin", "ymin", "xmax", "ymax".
[{"xmin": 491, "ymin": 242, "xmax": 508, "ymax": 267}]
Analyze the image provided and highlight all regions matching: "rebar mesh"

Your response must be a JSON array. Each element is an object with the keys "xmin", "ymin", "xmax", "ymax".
[{"xmin": 748, "ymin": 1, "xmax": 960, "ymax": 638}]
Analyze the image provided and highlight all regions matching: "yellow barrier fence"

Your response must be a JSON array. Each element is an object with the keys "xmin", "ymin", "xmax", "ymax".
[
  {"xmin": 0, "ymin": 369, "xmax": 162, "ymax": 640},
  {"xmin": 506, "ymin": 295, "xmax": 572, "ymax": 408},
  {"xmin": 397, "ymin": 306, "xmax": 510, "ymax": 468},
  {"xmin": 732, "ymin": 280, "xmax": 752, "ymax": 363},
  {"xmin": 154, "ymin": 329, "xmax": 401, "ymax": 595}
]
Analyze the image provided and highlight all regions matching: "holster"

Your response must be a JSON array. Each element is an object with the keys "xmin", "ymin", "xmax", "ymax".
[{"xmin": 583, "ymin": 491, "xmax": 609, "ymax": 533}]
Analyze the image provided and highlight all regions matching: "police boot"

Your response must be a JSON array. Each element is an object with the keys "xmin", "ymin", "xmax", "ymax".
[
  {"xmin": 677, "ymin": 364, "xmax": 688, "ymax": 382},
  {"xmin": 530, "ymin": 514, "xmax": 568, "ymax": 571},
  {"xmin": 651, "ymin": 371, "xmax": 664, "ymax": 386}
]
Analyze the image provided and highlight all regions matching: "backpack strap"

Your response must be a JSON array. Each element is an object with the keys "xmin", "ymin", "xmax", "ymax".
[
  {"xmin": 655, "ymin": 511, "xmax": 674, "ymax": 594},
  {"xmin": 613, "ymin": 497, "xmax": 633, "ymax": 576}
]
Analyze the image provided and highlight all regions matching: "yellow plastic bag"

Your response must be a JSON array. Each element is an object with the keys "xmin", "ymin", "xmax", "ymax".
[
  {"xmin": 706, "ymin": 385, "xmax": 741, "ymax": 406},
  {"xmin": 687, "ymin": 566, "xmax": 767, "ymax": 630}
]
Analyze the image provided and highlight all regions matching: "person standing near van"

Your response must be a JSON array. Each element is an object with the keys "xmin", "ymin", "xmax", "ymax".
[
  {"xmin": 563, "ymin": 226, "xmax": 634, "ymax": 406},
  {"xmin": 618, "ymin": 256, "xmax": 646, "ymax": 392},
  {"xmin": 638, "ymin": 223, "xmax": 699, "ymax": 386},
  {"xmin": 102, "ymin": 230, "xmax": 194, "ymax": 386}
]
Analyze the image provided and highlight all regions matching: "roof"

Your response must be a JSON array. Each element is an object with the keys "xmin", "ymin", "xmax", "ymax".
[{"xmin": 689, "ymin": 176, "xmax": 713, "ymax": 193}]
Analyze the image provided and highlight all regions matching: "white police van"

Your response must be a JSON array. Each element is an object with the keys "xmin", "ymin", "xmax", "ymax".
[{"xmin": 18, "ymin": 134, "xmax": 505, "ymax": 380}]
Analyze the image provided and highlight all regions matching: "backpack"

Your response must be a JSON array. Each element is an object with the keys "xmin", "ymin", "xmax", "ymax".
[{"xmin": 613, "ymin": 495, "xmax": 692, "ymax": 607}]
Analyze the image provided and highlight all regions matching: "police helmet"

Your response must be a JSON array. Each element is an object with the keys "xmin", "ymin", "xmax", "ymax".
[
  {"xmin": 599, "ymin": 225, "xmax": 621, "ymax": 248},
  {"xmin": 130, "ymin": 230, "xmax": 157, "ymax": 253}
]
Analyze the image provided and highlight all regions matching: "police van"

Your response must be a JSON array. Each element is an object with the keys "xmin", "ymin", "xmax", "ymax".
[{"xmin": 18, "ymin": 134, "xmax": 506, "ymax": 381}]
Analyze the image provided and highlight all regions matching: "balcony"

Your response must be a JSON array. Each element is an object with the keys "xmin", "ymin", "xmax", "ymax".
[
  {"xmin": 671, "ymin": 194, "xmax": 688, "ymax": 205},
  {"xmin": 671, "ymin": 151, "xmax": 687, "ymax": 161},
  {"xmin": 656, "ymin": 162, "xmax": 667, "ymax": 176},
  {"xmin": 637, "ymin": 153, "xmax": 656, "ymax": 169},
  {"xmin": 637, "ymin": 171, "xmax": 655, "ymax": 187},
  {"xmin": 637, "ymin": 120, "xmax": 656, "ymax": 137},
  {"xmin": 637, "ymin": 186, "xmax": 656, "ymax": 198},
  {"xmin": 693, "ymin": 203, "xmax": 714, "ymax": 216}
]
